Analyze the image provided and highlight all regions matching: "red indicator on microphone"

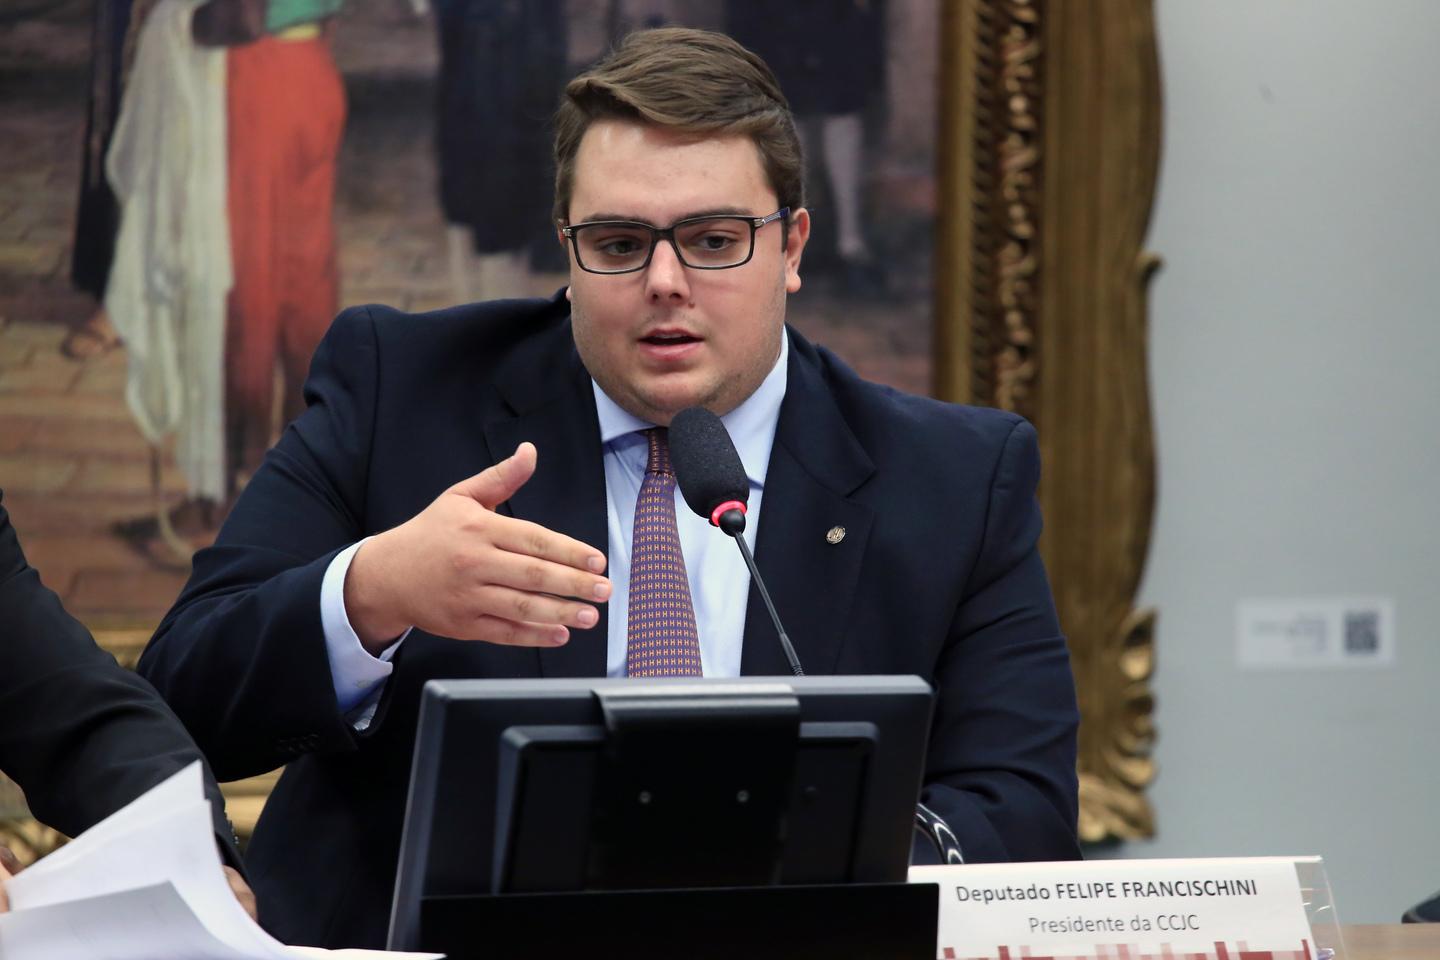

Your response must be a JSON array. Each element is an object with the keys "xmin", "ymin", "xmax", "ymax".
[{"xmin": 709, "ymin": 500, "xmax": 747, "ymax": 527}]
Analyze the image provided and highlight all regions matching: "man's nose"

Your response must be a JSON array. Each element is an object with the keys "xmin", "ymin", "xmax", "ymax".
[{"xmin": 645, "ymin": 238, "xmax": 691, "ymax": 302}]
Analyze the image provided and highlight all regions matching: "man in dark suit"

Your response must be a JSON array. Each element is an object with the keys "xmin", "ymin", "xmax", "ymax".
[
  {"xmin": 138, "ymin": 27, "xmax": 1080, "ymax": 948},
  {"xmin": 0, "ymin": 490, "xmax": 251, "ymax": 915}
]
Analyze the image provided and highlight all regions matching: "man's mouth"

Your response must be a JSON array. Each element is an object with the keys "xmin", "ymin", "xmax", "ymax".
[{"xmin": 640, "ymin": 332, "xmax": 701, "ymax": 345}]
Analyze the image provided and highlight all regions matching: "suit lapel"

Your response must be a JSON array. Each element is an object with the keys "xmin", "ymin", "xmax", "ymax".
[
  {"xmin": 741, "ymin": 331, "xmax": 876, "ymax": 677},
  {"xmin": 484, "ymin": 318, "xmax": 609, "ymax": 678}
]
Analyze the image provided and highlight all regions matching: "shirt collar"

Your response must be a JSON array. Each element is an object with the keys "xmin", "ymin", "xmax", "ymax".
[{"xmin": 591, "ymin": 331, "xmax": 789, "ymax": 487}]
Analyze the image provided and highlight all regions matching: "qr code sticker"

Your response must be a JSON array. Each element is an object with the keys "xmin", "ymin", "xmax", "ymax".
[{"xmin": 1343, "ymin": 609, "xmax": 1380, "ymax": 655}]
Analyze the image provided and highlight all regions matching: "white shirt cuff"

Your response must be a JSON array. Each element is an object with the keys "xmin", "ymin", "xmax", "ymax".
[{"xmin": 321, "ymin": 537, "xmax": 411, "ymax": 716}]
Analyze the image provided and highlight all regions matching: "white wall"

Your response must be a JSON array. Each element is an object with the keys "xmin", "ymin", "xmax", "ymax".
[{"xmin": 1120, "ymin": 0, "xmax": 1440, "ymax": 925}]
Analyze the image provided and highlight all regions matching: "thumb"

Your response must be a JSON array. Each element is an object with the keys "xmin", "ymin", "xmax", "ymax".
[{"xmin": 449, "ymin": 442, "xmax": 537, "ymax": 510}]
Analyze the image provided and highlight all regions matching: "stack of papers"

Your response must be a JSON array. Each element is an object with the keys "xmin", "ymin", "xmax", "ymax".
[{"xmin": 0, "ymin": 762, "xmax": 440, "ymax": 960}]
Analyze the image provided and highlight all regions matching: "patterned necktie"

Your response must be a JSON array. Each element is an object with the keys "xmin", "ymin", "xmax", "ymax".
[{"xmin": 626, "ymin": 427, "xmax": 703, "ymax": 677}]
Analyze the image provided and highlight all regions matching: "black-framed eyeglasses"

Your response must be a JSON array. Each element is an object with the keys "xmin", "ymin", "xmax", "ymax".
[{"xmin": 561, "ymin": 208, "xmax": 790, "ymax": 275}]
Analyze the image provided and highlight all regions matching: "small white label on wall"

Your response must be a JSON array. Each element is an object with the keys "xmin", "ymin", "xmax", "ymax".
[{"xmin": 1236, "ymin": 597, "xmax": 1394, "ymax": 668}]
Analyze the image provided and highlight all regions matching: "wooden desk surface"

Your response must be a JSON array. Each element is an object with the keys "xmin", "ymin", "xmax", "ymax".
[{"xmin": 1340, "ymin": 924, "xmax": 1440, "ymax": 960}]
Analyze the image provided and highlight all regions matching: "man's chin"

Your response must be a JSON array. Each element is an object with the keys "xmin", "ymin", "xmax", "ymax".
[{"xmin": 627, "ymin": 377, "xmax": 727, "ymax": 424}]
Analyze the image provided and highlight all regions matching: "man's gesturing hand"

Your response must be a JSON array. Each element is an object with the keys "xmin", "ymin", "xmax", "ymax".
[{"xmin": 344, "ymin": 442, "xmax": 611, "ymax": 655}]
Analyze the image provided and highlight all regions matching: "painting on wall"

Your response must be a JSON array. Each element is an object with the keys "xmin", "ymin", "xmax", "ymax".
[{"xmin": 0, "ymin": 0, "xmax": 939, "ymax": 840}]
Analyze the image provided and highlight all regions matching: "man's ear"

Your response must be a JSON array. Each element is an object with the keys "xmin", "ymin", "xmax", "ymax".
[
  {"xmin": 784, "ymin": 208, "xmax": 811, "ymax": 294},
  {"xmin": 558, "ymin": 226, "xmax": 575, "ymax": 302}
]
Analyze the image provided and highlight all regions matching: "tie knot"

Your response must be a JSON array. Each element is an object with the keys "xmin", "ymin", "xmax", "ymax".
[{"xmin": 642, "ymin": 427, "xmax": 673, "ymax": 476}]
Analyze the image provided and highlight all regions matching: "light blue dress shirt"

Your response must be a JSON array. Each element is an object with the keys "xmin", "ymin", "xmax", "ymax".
[
  {"xmin": 593, "ymin": 333, "xmax": 787, "ymax": 678},
  {"xmin": 319, "ymin": 334, "xmax": 789, "ymax": 717}
]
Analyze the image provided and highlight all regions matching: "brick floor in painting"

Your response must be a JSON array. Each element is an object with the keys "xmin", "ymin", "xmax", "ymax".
[{"xmin": 0, "ymin": 320, "xmax": 193, "ymax": 627}]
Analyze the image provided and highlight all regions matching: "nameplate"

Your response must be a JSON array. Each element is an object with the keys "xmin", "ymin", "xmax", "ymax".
[{"xmin": 909, "ymin": 857, "xmax": 1317, "ymax": 960}]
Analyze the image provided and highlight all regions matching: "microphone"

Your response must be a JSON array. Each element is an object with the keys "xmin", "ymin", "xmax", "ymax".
[{"xmin": 668, "ymin": 406, "xmax": 804, "ymax": 676}]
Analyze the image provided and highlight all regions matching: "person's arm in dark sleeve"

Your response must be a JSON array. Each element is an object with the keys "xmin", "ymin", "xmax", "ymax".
[
  {"xmin": 0, "ymin": 493, "xmax": 244, "ymax": 871},
  {"xmin": 922, "ymin": 418, "xmax": 1082, "ymax": 863},
  {"xmin": 137, "ymin": 307, "xmax": 382, "ymax": 783}
]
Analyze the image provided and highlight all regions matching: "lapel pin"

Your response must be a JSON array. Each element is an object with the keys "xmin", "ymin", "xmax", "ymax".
[{"xmin": 825, "ymin": 525, "xmax": 846, "ymax": 544}]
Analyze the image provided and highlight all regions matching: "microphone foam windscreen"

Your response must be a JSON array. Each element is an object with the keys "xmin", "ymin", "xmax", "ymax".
[{"xmin": 668, "ymin": 406, "xmax": 750, "ymax": 521}]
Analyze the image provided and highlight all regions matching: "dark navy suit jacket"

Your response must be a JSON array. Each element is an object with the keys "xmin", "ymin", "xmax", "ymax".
[
  {"xmin": 0, "ymin": 491, "xmax": 240, "ymax": 866},
  {"xmin": 138, "ymin": 293, "xmax": 1081, "ymax": 948}
]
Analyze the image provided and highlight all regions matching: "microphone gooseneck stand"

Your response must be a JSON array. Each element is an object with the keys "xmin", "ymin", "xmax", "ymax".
[{"xmin": 714, "ymin": 505, "xmax": 803, "ymax": 677}]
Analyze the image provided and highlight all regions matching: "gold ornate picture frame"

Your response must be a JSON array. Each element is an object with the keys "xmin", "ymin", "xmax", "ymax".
[{"xmin": 934, "ymin": 0, "xmax": 1163, "ymax": 843}]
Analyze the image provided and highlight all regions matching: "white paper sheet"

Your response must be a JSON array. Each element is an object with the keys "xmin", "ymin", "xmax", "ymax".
[
  {"xmin": 16, "ymin": 759, "xmax": 204, "ymax": 877},
  {"xmin": 0, "ymin": 763, "xmax": 442, "ymax": 960},
  {"xmin": 0, "ymin": 882, "xmax": 261, "ymax": 960}
]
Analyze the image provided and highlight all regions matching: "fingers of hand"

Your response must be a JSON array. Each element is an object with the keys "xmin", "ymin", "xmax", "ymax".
[
  {"xmin": 0, "ymin": 846, "xmax": 13, "ymax": 914},
  {"xmin": 407, "ymin": 462, "xmax": 611, "ymax": 648},
  {"xmin": 450, "ymin": 442, "xmax": 538, "ymax": 510},
  {"xmin": 223, "ymin": 865, "xmax": 258, "ymax": 922},
  {"xmin": 497, "ymin": 555, "xmax": 609, "ymax": 607},
  {"xmin": 438, "ymin": 512, "xmax": 609, "ymax": 602},
  {"xmin": 488, "ymin": 516, "xmax": 609, "ymax": 589},
  {"xmin": 465, "ymin": 584, "xmax": 598, "ymax": 632},
  {"xmin": 460, "ymin": 614, "xmax": 573, "ymax": 647}
]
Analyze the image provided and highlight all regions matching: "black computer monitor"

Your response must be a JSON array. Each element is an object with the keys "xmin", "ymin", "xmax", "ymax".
[{"xmin": 387, "ymin": 675, "xmax": 933, "ymax": 951}]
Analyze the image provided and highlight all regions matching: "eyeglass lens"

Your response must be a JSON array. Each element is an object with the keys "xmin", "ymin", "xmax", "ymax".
[{"xmin": 572, "ymin": 218, "xmax": 755, "ymax": 272}]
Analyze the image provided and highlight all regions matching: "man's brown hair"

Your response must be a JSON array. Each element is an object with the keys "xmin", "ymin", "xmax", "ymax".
[{"xmin": 552, "ymin": 27, "xmax": 804, "ymax": 224}]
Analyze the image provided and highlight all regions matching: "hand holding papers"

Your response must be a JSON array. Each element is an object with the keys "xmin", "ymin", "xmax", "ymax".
[
  {"xmin": 0, "ymin": 762, "xmax": 441, "ymax": 960},
  {"xmin": 0, "ymin": 844, "xmax": 15, "ymax": 913}
]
